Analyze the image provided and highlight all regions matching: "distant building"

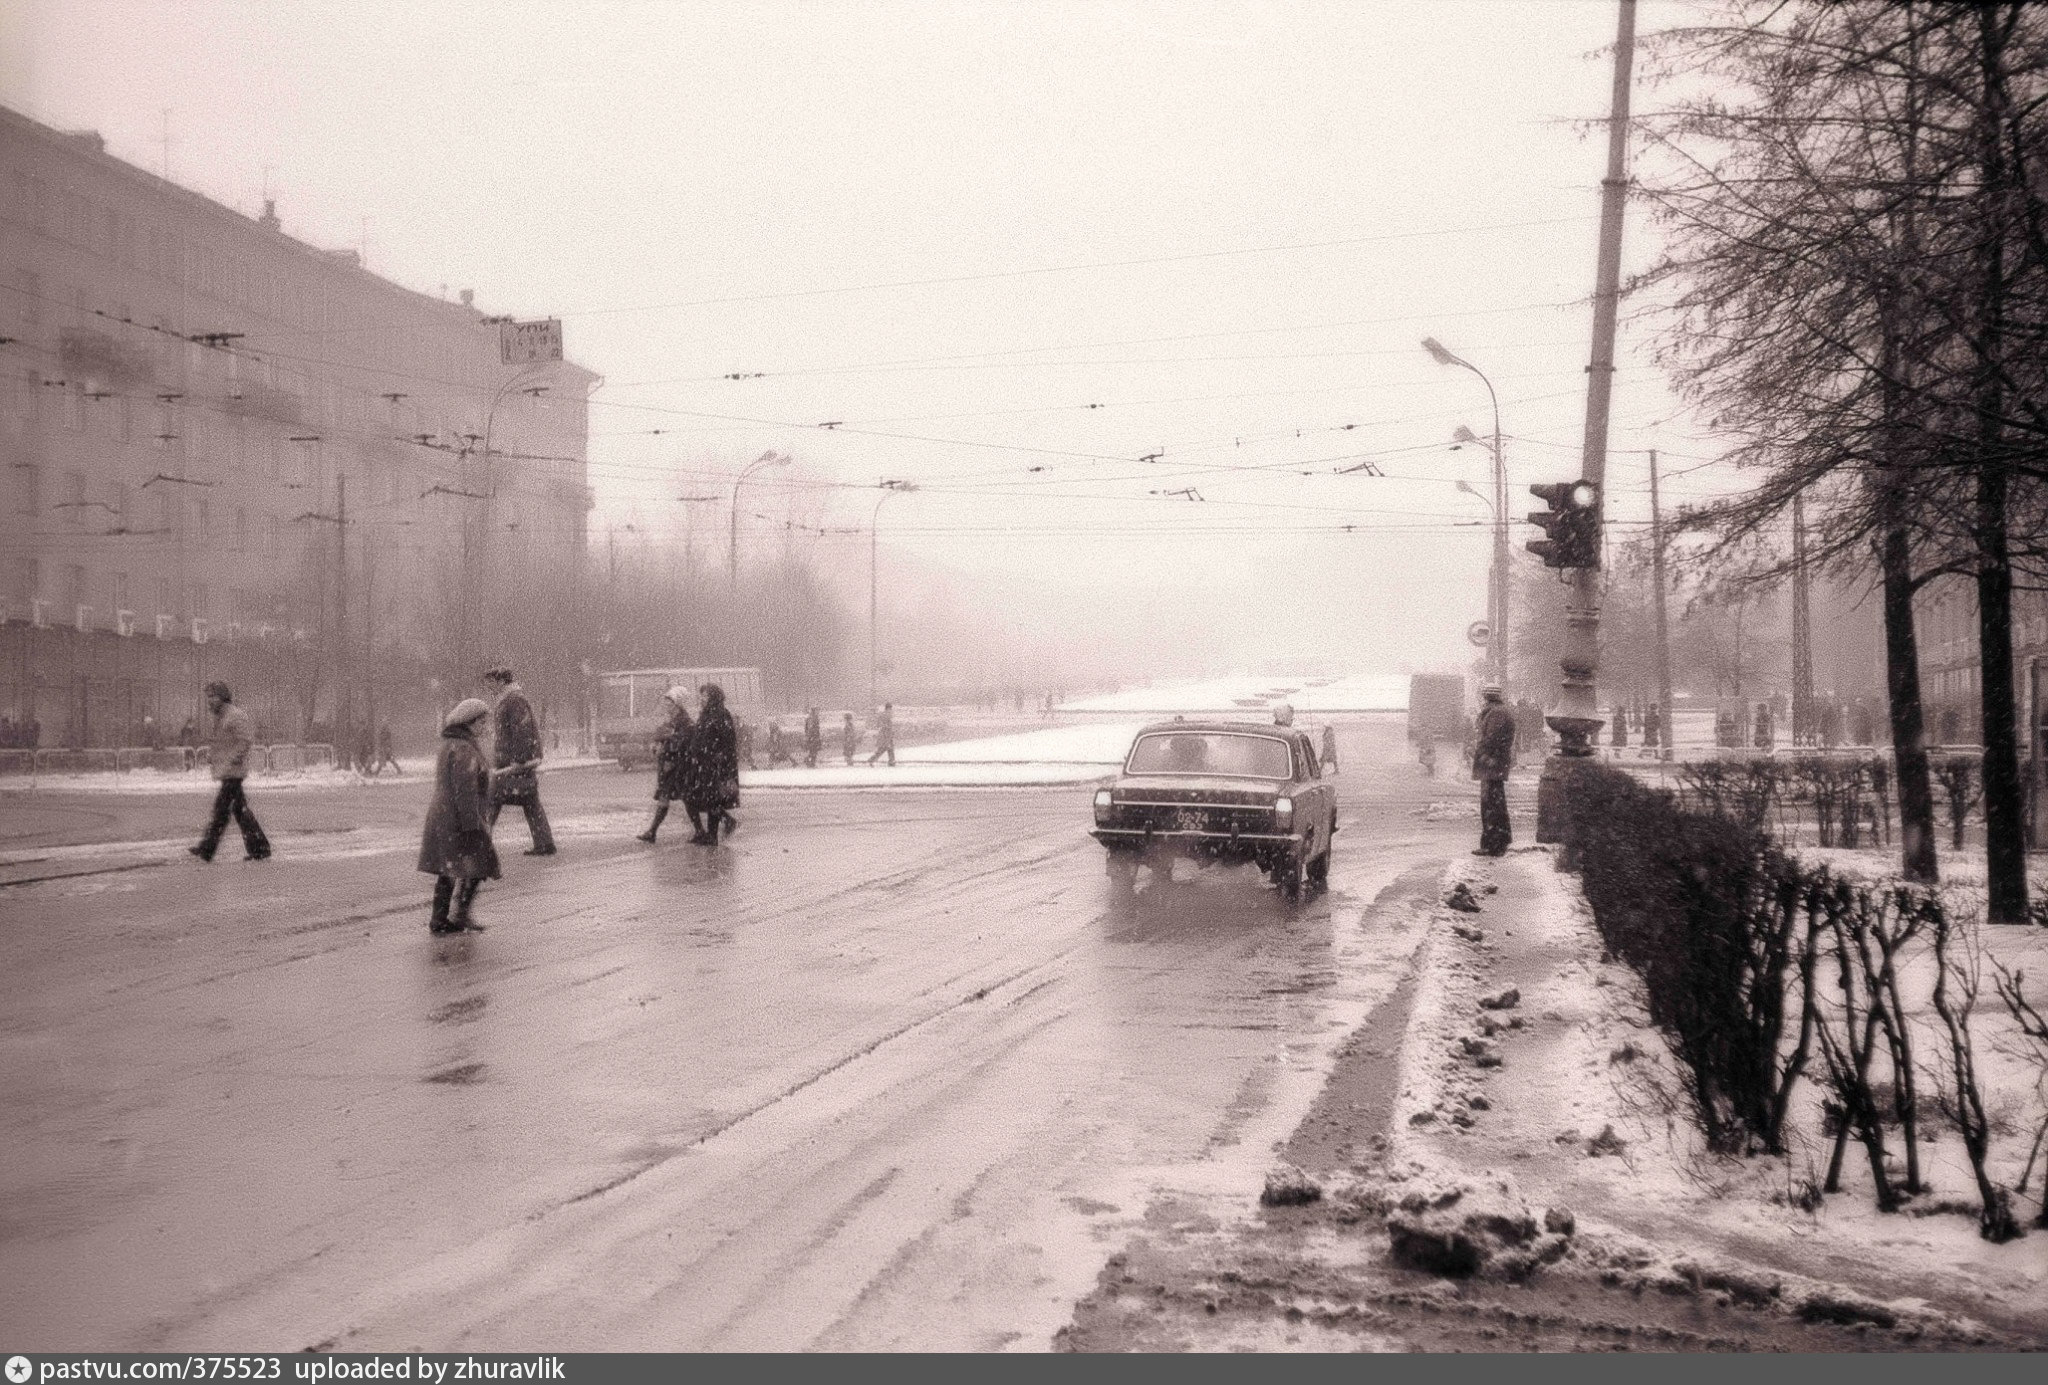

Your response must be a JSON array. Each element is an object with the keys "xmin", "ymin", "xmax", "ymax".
[
  {"xmin": 1807, "ymin": 563, "xmax": 2048, "ymax": 749},
  {"xmin": 1, "ymin": 106, "xmax": 594, "ymax": 747}
]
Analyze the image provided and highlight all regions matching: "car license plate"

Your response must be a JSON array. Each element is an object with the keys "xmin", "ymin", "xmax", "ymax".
[{"xmin": 1171, "ymin": 808, "xmax": 1207, "ymax": 832}]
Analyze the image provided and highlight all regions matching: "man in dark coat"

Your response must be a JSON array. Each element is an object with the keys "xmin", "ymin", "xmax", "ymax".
[
  {"xmin": 419, "ymin": 697, "xmax": 499, "ymax": 933},
  {"xmin": 803, "ymin": 707, "xmax": 822, "ymax": 768},
  {"xmin": 686, "ymin": 683, "xmax": 741, "ymax": 844},
  {"xmin": 190, "ymin": 681, "xmax": 271, "ymax": 863},
  {"xmin": 841, "ymin": 712, "xmax": 859, "ymax": 765},
  {"xmin": 1471, "ymin": 683, "xmax": 1516, "ymax": 857},
  {"xmin": 866, "ymin": 702, "xmax": 896, "ymax": 767},
  {"xmin": 637, "ymin": 686, "xmax": 695, "ymax": 844},
  {"xmin": 483, "ymin": 665, "xmax": 555, "ymax": 856}
]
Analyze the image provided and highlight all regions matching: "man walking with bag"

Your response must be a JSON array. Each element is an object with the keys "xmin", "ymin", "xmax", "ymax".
[
  {"xmin": 189, "ymin": 681, "xmax": 270, "ymax": 862},
  {"xmin": 484, "ymin": 664, "xmax": 556, "ymax": 856}
]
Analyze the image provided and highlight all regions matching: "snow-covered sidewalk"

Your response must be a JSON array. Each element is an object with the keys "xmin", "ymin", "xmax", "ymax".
[
  {"xmin": 741, "ymin": 722, "xmax": 1140, "ymax": 789},
  {"xmin": 1385, "ymin": 847, "xmax": 2048, "ymax": 1343}
]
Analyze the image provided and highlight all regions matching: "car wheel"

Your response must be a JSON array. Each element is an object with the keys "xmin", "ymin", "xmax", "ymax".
[
  {"xmin": 1106, "ymin": 850, "xmax": 1139, "ymax": 891},
  {"xmin": 1278, "ymin": 849, "xmax": 1306, "ymax": 902},
  {"xmin": 1308, "ymin": 847, "xmax": 1330, "ymax": 891}
]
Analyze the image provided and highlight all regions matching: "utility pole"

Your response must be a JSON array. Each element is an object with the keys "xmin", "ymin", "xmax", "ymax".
[
  {"xmin": 1538, "ymin": 0, "xmax": 1635, "ymax": 842},
  {"xmin": 1649, "ymin": 448, "xmax": 1674, "ymax": 763},
  {"xmin": 1791, "ymin": 492, "xmax": 1815, "ymax": 745},
  {"xmin": 336, "ymin": 471, "xmax": 348, "ymax": 741}
]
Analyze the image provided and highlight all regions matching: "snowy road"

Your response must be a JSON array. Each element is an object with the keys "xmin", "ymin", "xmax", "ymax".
[{"xmin": 0, "ymin": 721, "xmax": 1473, "ymax": 1351}]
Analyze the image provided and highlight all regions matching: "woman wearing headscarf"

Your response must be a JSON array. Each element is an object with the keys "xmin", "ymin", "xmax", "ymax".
[
  {"xmin": 636, "ymin": 686, "xmax": 696, "ymax": 844},
  {"xmin": 419, "ymin": 698, "xmax": 501, "ymax": 933},
  {"xmin": 685, "ymin": 682, "xmax": 740, "ymax": 844}
]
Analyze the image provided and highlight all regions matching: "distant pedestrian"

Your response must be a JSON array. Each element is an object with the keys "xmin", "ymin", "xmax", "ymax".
[
  {"xmin": 142, "ymin": 713, "xmax": 163, "ymax": 750},
  {"xmin": 766, "ymin": 719, "xmax": 797, "ymax": 768},
  {"xmin": 803, "ymin": 707, "xmax": 822, "ymax": 768},
  {"xmin": 484, "ymin": 665, "xmax": 555, "ymax": 856},
  {"xmin": 373, "ymin": 723, "xmax": 401, "ymax": 776},
  {"xmin": 687, "ymin": 683, "xmax": 741, "ymax": 843},
  {"xmin": 1272, "ymin": 702, "xmax": 1295, "ymax": 728},
  {"xmin": 1320, "ymin": 723, "xmax": 1338, "ymax": 773},
  {"xmin": 841, "ymin": 712, "xmax": 859, "ymax": 765},
  {"xmin": 1642, "ymin": 703, "xmax": 1663, "ymax": 752},
  {"xmin": 1471, "ymin": 683, "xmax": 1516, "ymax": 857},
  {"xmin": 353, "ymin": 722, "xmax": 374, "ymax": 775},
  {"xmin": 418, "ymin": 698, "xmax": 498, "ymax": 934},
  {"xmin": 177, "ymin": 716, "xmax": 196, "ymax": 748},
  {"xmin": 737, "ymin": 720, "xmax": 758, "ymax": 770},
  {"xmin": 637, "ymin": 686, "xmax": 695, "ymax": 844},
  {"xmin": 866, "ymin": 702, "xmax": 896, "ymax": 766},
  {"xmin": 189, "ymin": 681, "xmax": 270, "ymax": 863}
]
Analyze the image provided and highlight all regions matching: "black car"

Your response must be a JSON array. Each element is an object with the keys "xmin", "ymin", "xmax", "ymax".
[{"xmin": 1089, "ymin": 720, "xmax": 1337, "ymax": 900}]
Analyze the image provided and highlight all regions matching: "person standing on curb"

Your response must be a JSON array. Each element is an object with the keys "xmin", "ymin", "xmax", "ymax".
[
  {"xmin": 1472, "ymin": 683, "xmax": 1516, "ymax": 857},
  {"xmin": 866, "ymin": 701, "xmax": 896, "ymax": 767},
  {"xmin": 373, "ymin": 722, "xmax": 401, "ymax": 776},
  {"xmin": 189, "ymin": 681, "xmax": 270, "ymax": 863},
  {"xmin": 803, "ymin": 707, "xmax": 822, "ymax": 768},
  {"xmin": 419, "ymin": 698, "xmax": 497, "ymax": 934},
  {"xmin": 484, "ymin": 664, "xmax": 556, "ymax": 856},
  {"xmin": 637, "ymin": 686, "xmax": 695, "ymax": 844},
  {"xmin": 1320, "ymin": 722, "xmax": 1339, "ymax": 774},
  {"xmin": 687, "ymin": 683, "xmax": 741, "ymax": 844},
  {"xmin": 841, "ymin": 711, "xmax": 859, "ymax": 765}
]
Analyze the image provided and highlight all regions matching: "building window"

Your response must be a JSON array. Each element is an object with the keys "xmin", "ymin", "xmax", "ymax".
[
  {"xmin": 157, "ymin": 492, "xmax": 178, "ymax": 537},
  {"xmin": 113, "ymin": 571, "xmax": 129, "ymax": 612},
  {"xmin": 62, "ymin": 563, "xmax": 84, "ymax": 609},
  {"xmin": 112, "ymin": 482, "xmax": 129, "ymax": 529},
  {"xmin": 265, "ymin": 514, "xmax": 279, "ymax": 557},
  {"xmin": 190, "ymin": 498, "xmax": 209, "ymax": 544},
  {"xmin": 62, "ymin": 471, "xmax": 85, "ymax": 526},
  {"xmin": 15, "ymin": 463, "xmax": 38, "ymax": 516},
  {"xmin": 11, "ymin": 557, "xmax": 39, "ymax": 604},
  {"xmin": 191, "ymin": 583, "xmax": 210, "ymax": 620},
  {"xmin": 64, "ymin": 382, "xmax": 85, "ymax": 432}
]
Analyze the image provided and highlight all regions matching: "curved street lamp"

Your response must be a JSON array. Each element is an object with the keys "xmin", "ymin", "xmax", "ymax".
[
  {"xmin": 729, "ymin": 451, "xmax": 791, "ymax": 589},
  {"xmin": 1424, "ymin": 338, "xmax": 1509, "ymax": 692}
]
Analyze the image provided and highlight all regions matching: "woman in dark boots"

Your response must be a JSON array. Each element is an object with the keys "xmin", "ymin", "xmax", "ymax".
[
  {"xmin": 686, "ymin": 682, "xmax": 740, "ymax": 844},
  {"xmin": 419, "ymin": 698, "xmax": 501, "ymax": 933},
  {"xmin": 637, "ymin": 686, "xmax": 695, "ymax": 843}
]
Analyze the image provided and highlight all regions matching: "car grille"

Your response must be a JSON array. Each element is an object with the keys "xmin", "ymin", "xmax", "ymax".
[{"xmin": 1114, "ymin": 802, "xmax": 1275, "ymax": 835}]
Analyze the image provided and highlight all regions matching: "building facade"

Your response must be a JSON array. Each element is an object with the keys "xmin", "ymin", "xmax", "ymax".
[{"xmin": 1, "ymin": 106, "xmax": 594, "ymax": 749}]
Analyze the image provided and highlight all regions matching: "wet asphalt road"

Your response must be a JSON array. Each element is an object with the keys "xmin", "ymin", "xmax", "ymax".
[{"xmin": 0, "ymin": 721, "xmax": 1477, "ymax": 1351}]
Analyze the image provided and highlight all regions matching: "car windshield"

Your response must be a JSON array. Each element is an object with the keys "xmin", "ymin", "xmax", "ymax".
[{"xmin": 1125, "ymin": 732, "xmax": 1293, "ymax": 779}]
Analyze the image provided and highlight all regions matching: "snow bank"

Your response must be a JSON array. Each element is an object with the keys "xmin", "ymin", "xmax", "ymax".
[{"xmin": 1062, "ymin": 674, "xmax": 1407, "ymax": 716}]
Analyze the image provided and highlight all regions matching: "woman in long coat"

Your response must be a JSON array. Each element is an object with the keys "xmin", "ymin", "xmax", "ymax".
[
  {"xmin": 419, "ymin": 697, "xmax": 501, "ymax": 933},
  {"xmin": 636, "ymin": 687, "xmax": 695, "ymax": 844},
  {"xmin": 685, "ymin": 682, "xmax": 740, "ymax": 844}
]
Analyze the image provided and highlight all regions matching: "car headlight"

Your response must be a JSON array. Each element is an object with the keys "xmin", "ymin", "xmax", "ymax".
[
  {"xmin": 1093, "ymin": 787, "xmax": 1114, "ymax": 825},
  {"xmin": 1273, "ymin": 796, "xmax": 1294, "ymax": 829}
]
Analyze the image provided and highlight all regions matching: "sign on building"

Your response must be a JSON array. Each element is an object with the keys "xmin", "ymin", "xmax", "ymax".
[{"xmin": 499, "ymin": 318, "xmax": 563, "ymax": 365}]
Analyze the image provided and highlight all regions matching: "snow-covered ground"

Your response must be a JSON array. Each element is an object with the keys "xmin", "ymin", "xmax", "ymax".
[
  {"xmin": 1387, "ymin": 847, "xmax": 2048, "ymax": 1341},
  {"xmin": 1061, "ymin": 674, "xmax": 1407, "ymax": 716},
  {"xmin": 743, "ymin": 721, "xmax": 1141, "ymax": 788}
]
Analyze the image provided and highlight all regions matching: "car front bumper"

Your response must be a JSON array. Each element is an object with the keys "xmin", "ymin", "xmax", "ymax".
[{"xmin": 1091, "ymin": 827, "xmax": 1302, "ymax": 847}]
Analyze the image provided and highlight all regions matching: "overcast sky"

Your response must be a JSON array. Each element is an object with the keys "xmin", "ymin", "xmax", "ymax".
[{"xmin": 1, "ymin": 0, "xmax": 1726, "ymax": 676}]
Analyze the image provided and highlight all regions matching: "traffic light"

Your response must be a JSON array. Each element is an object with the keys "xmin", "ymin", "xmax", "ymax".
[{"xmin": 1527, "ymin": 480, "xmax": 1600, "ymax": 569}]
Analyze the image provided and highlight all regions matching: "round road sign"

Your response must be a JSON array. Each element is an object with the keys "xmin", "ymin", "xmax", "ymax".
[{"xmin": 1467, "ymin": 620, "xmax": 1491, "ymax": 648}]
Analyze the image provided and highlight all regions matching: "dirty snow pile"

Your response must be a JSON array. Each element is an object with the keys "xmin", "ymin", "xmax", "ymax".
[{"xmin": 1363, "ymin": 848, "xmax": 2045, "ymax": 1342}]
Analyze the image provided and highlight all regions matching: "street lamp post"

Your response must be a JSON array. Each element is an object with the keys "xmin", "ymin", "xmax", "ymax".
[
  {"xmin": 729, "ymin": 451, "xmax": 790, "ymax": 590},
  {"xmin": 1424, "ymin": 339, "xmax": 1508, "ymax": 692},
  {"xmin": 467, "ymin": 365, "xmax": 550, "ymax": 671},
  {"xmin": 870, "ymin": 480, "xmax": 915, "ymax": 709}
]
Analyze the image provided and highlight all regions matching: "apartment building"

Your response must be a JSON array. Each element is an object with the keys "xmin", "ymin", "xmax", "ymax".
[{"xmin": 0, "ymin": 105, "xmax": 594, "ymax": 747}]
